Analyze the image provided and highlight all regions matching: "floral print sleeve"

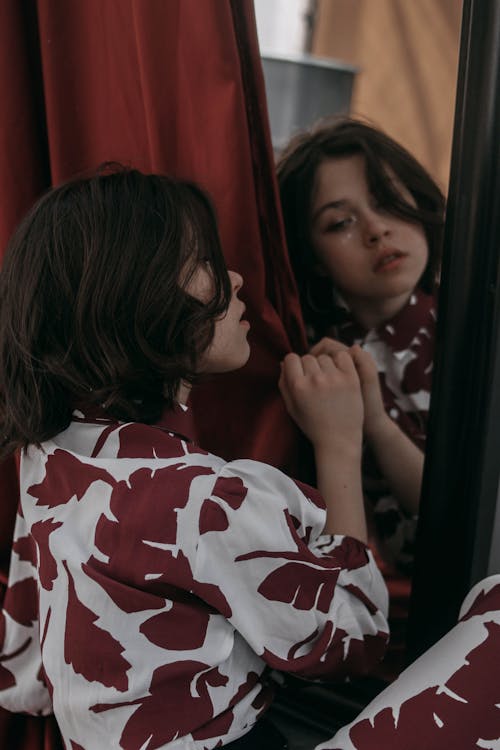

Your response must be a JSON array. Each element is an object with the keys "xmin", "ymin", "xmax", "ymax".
[
  {"xmin": 0, "ymin": 410, "xmax": 389, "ymax": 750},
  {"xmin": 315, "ymin": 575, "xmax": 500, "ymax": 750},
  {"xmin": 0, "ymin": 509, "xmax": 52, "ymax": 715}
]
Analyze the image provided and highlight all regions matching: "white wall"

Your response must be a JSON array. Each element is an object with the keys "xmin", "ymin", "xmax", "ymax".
[{"xmin": 254, "ymin": 0, "xmax": 310, "ymax": 56}]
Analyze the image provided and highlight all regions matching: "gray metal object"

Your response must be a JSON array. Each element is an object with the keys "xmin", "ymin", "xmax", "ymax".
[{"xmin": 261, "ymin": 52, "xmax": 357, "ymax": 152}]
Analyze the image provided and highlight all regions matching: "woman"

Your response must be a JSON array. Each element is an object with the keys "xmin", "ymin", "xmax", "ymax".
[{"xmin": 0, "ymin": 167, "xmax": 388, "ymax": 749}]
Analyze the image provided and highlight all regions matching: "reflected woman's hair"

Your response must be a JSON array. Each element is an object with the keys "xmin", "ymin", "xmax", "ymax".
[{"xmin": 277, "ymin": 116, "xmax": 446, "ymax": 329}]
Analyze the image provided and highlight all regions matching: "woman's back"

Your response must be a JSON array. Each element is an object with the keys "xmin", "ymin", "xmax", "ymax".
[{"xmin": 5, "ymin": 404, "xmax": 389, "ymax": 748}]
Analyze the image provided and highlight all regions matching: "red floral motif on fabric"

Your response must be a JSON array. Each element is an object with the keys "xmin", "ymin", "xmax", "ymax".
[
  {"xmin": 212, "ymin": 475, "xmax": 247, "ymax": 510},
  {"xmin": 92, "ymin": 661, "xmax": 229, "ymax": 748},
  {"xmin": 199, "ymin": 498, "xmax": 230, "ymax": 534},
  {"xmin": 293, "ymin": 479, "xmax": 324, "ymax": 509},
  {"xmin": 400, "ymin": 333, "xmax": 434, "ymax": 397},
  {"xmin": 12, "ymin": 532, "xmax": 37, "ymax": 566},
  {"xmin": 95, "ymin": 464, "xmax": 214, "ymax": 555},
  {"xmin": 28, "ymin": 451, "xmax": 116, "ymax": 507},
  {"xmin": 63, "ymin": 561, "xmax": 131, "ymax": 691},
  {"xmin": 258, "ymin": 562, "xmax": 341, "ymax": 613},
  {"xmin": 0, "ymin": 661, "xmax": 16, "ymax": 691},
  {"xmin": 327, "ymin": 537, "xmax": 371, "ymax": 572},
  {"xmin": 0, "ymin": 623, "xmax": 32, "ymax": 691},
  {"xmin": 343, "ymin": 584, "xmax": 379, "ymax": 615},
  {"xmin": 347, "ymin": 623, "xmax": 500, "ymax": 748},
  {"xmin": 30, "ymin": 519, "xmax": 63, "ymax": 591},
  {"xmin": 116, "ymin": 423, "xmax": 188, "ymax": 459},
  {"xmin": 3, "ymin": 577, "xmax": 38, "ymax": 626},
  {"xmin": 139, "ymin": 600, "xmax": 211, "ymax": 651},
  {"xmin": 460, "ymin": 586, "xmax": 500, "ymax": 622},
  {"xmin": 81, "ymin": 561, "xmax": 165, "ymax": 614},
  {"xmin": 289, "ymin": 515, "xmax": 314, "ymax": 545}
]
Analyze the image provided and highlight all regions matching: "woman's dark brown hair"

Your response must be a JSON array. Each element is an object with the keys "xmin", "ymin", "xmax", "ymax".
[
  {"xmin": 277, "ymin": 116, "xmax": 446, "ymax": 332},
  {"xmin": 0, "ymin": 167, "xmax": 231, "ymax": 455}
]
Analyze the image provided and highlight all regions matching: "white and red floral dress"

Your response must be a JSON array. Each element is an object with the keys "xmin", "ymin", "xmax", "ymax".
[{"xmin": 0, "ymin": 405, "xmax": 389, "ymax": 750}]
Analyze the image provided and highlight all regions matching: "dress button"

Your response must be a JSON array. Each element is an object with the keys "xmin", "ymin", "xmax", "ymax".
[{"xmin": 390, "ymin": 408, "xmax": 399, "ymax": 419}]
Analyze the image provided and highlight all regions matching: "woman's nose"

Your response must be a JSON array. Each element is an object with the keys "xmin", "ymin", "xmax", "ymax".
[
  {"xmin": 228, "ymin": 269, "xmax": 243, "ymax": 291},
  {"xmin": 363, "ymin": 212, "xmax": 390, "ymax": 246}
]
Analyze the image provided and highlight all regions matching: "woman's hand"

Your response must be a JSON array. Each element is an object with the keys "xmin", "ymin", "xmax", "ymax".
[
  {"xmin": 279, "ymin": 350, "xmax": 366, "ymax": 541},
  {"xmin": 349, "ymin": 344, "xmax": 389, "ymax": 440},
  {"xmin": 310, "ymin": 338, "xmax": 388, "ymax": 440},
  {"xmin": 279, "ymin": 350, "xmax": 363, "ymax": 455},
  {"xmin": 302, "ymin": 338, "xmax": 423, "ymax": 520},
  {"xmin": 334, "ymin": 343, "xmax": 423, "ymax": 517},
  {"xmin": 309, "ymin": 336, "xmax": 348, "ymax": 359}
]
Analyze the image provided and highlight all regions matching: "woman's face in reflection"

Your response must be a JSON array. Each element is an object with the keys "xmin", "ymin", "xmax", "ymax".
[{"xmin": 309, "ymin": 154, "xmax": 429, "ymax": 321}]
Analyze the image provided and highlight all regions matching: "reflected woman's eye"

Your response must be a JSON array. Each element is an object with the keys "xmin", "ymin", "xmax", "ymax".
[{"xmin": 325, "ymin": 216, "xmax": 356, "ymax": 233}]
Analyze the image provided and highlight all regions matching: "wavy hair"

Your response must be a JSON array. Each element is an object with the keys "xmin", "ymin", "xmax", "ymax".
[
  {"xmin": 277, "ymin": 117, "xmax": 446, "ymax": 331},
  {"xmin": 0, "ymin": 167, "xmax": 231, "ymax": 455}
]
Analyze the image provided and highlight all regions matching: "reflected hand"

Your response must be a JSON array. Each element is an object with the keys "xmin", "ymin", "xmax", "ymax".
[
  {"xmin": 349, "ymin": 345, "xmax": 388, "ymax": 439},
  {"xmin": 309, "ymin": 336, "xmax": 349, "ymax": 359}
]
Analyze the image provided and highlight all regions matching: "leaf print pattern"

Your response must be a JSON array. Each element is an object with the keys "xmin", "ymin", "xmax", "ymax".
[{"xmin": 0, "ymin": 411, "xmax": 388, "ymax": 748}]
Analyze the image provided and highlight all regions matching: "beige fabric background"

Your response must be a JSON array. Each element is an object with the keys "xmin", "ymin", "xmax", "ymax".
[{"xmin": 311, "ymin": 0, "xmax": 463, "ymax": 192}]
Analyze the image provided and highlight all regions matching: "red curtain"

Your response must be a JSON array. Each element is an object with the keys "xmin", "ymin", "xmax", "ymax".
[{"xmin": 0, "ymin": 1, "xmax": 306, "ymax": 747}]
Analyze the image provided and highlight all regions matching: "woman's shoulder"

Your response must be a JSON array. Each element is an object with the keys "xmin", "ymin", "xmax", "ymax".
[{"xmin": 45, "ymin": 405, "xmax": 204, "ymax": 460}]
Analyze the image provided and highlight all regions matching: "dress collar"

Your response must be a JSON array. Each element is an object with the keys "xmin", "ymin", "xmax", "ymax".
[
  {"xmin": 71, "ymin": 401, "xmax": 196, "ymax": 444},
  {"xmin": 336, "ymin": 289, "xmax": 436, "ymax": 353}
]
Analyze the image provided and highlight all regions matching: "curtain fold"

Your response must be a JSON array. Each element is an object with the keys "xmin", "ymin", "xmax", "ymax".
[{"xmin": 0, "ymin": 1, "xmax": 306, "ymax": 746}]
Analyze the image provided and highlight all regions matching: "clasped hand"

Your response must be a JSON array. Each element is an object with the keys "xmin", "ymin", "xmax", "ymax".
[
  {"xmin": 310, "ymin": 337, "xmax": 388, "ymax": 441},
  {"xmin": 280, "ymin": 336, "xmax": 390, "ymax": 448},
  {"xmin": 279, "ymin": 347, "xmax": 363, "ymax": 453}
]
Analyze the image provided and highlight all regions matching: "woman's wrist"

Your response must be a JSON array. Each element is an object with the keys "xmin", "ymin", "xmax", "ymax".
[
  {"xmin": 313, "ymin": 433, "xmax": 363, "ymax": 464},
  {"xmin": 365, "ymin": 411, "xmax": 399, "ymax": 445}
]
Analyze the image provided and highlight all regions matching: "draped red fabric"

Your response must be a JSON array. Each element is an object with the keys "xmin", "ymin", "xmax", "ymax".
[{"xmin": 0, "ymin": 1, "xmax": 306, "ymax": 746}]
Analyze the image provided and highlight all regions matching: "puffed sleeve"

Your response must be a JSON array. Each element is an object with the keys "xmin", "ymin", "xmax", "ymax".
[
  {"xmin": 0, "ymin": 510, "xmax": 53, "ymax": 715},
  {"xmin": 187, "ymin": 459, "xmax": 389, "ymax": 680}
]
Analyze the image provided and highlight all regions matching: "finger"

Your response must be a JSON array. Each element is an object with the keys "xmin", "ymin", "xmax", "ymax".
[
  {"xmin": 301, "ymin": 353, "xmax": 322, "ymax": 376},
  {"xmin": 315, "ymin": 353, "xmax": 337, "ymax": 372},
  {"xmin": 310, "ymin": 337, "xmax": 348, "ymax": 358},
  {"xmin": 350, "ymin": 345, "xmax": 378, "ymax": 382},
  {"xmin": 278, "ymin": 373, "xmax": 294, "ymax": 412},
  {"xmin": 281, "ymin": 352, "xmax": 305, "ymax": 381},
  {"xmin": 333, "ymin": 349, "xmax": 359, "ymax": 377}
]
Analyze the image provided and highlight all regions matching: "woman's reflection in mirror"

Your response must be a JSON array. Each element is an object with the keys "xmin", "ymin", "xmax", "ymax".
[{"xmin": 278, "ymin": 117, "xmax": 446, "ymax": 679}]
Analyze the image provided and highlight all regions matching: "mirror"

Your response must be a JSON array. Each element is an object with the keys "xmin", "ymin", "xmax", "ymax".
[{"xmin": 254, "ymin": 0, "xmax": 464, "ymax": 701}]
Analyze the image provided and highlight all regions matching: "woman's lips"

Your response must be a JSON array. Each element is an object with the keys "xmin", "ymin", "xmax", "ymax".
[
  {"xmin": 374, "ymin": 250, "xmax": 406, "ymax": 272},
  {"xmin": 239, "ymin": 304, "xmax": 250, "ymax": 328}
]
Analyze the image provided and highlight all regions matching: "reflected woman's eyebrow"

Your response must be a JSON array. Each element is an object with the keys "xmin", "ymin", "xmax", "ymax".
[{"xmin": 312, "ymin": 199, "xmax": 349, "ymax": 223}]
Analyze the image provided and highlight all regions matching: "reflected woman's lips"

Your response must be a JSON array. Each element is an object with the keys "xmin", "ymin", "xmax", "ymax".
[{"xmin": 374, "ymin": 250, "xmax": 405, "ymax": 272}]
